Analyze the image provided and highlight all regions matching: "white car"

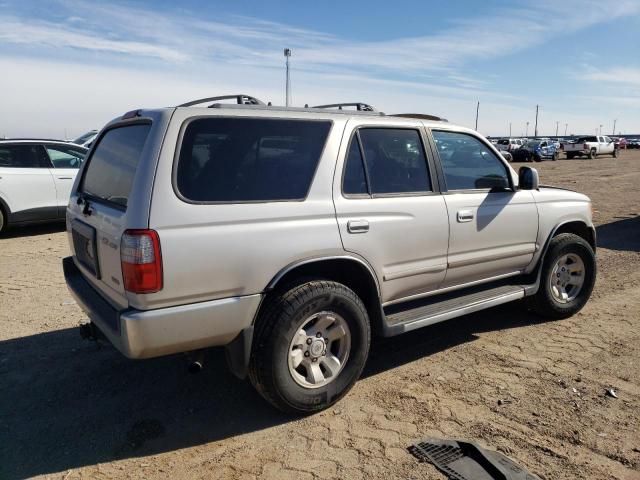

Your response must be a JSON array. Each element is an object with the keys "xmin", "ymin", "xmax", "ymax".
[
  {"xmin": 0, "ymin": 139, "xmax": 88, "ymax": 232},
  {"xmin": 496, "ymin": 138, "xmax": 524, "ymax": 152}
]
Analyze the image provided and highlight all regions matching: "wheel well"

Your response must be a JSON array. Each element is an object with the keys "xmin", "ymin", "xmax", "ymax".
[
  {"xmin": 265, "ymin": 258, "xmax": 384, "ymax": 335},
  {"xmin": 553, "ymin": 221, "xmax": 596, "ymax": 250}
]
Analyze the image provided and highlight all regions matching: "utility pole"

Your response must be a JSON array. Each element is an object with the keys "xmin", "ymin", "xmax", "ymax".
[
  {"xmin": 509, "ymin": 122, "xmax": 512, "ymax": 137},
  {"xmin": 555, "ymin": 121, "xmax": 559, "ymax": 137},
  {"xmin": 475, "ymin": 101, "xmax": 479, "ymax": 131},
  {"xmin": 526, "ymin": 121, "xmax": 529, "ymax": 137},
  {"xmin": 564, "ymin": 123, "xmax": 568, "ymax": 136},
  {"xmin": 613, "ymin": 119, "xmax": 617, "ymax": 136},
  {"xmin": 534, "ymin": 105, "xmax": 539, "ymax": 137},
  {"xmin": 284, "ymin": 48, "xmax": 292, "ymax": 107}
]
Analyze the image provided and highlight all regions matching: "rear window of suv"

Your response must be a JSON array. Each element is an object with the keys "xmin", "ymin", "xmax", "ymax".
[
  {"xmin": 81, "ymin": 124, "xmax": 151, "ymax": 208},
  {"xmin": 176, "ymin": 117, "xmax": 331, "ymax": 202}
]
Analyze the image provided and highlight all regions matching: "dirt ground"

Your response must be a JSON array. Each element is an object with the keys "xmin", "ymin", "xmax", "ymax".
[{"xmin": 1, "ymin": 151, "xmax": 639, "ymax": 480}]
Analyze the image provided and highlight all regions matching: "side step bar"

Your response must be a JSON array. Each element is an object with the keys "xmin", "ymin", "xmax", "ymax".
[{"xmin": 382, "ymin": 284, "xmax": 526, "ymax": 336}]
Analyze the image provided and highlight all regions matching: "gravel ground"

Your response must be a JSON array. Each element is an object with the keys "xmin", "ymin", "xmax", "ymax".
[{"xmin": 1, "ymin": 151, "xmax": 639, "ymax": 480}]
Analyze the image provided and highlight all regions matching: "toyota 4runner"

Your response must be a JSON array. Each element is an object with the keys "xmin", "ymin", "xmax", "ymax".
[{"xmin": 63, "ymin": 95, "xmax": 596, "ymax": 413}]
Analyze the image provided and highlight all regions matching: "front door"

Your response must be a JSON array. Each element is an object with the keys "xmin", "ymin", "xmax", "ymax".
[
  {"xmin": 333, "ymin": 121, "xmax": 450, "ymax": 304},
  {"xmin": 0, "ymin": 143, "xmax": 57, "ymax": 221},
  {"xmin": 430, "ymin": 129, "xmax": 539, "ymax": 287}
]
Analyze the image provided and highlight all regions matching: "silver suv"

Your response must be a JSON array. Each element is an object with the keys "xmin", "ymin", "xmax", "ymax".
[{"xmin": 64, "ymin": 94, "xmax": 596, "ymax": 413}]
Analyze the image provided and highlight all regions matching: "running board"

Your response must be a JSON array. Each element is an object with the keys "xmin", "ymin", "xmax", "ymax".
[{"xmin": 382, "ymin": 284, "xmax": 526, "ymax": 336}]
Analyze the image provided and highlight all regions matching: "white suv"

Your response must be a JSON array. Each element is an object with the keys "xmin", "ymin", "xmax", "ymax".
[{"xmin": 0, "ymin": 140, "xmax": 87, "ymax": 232}]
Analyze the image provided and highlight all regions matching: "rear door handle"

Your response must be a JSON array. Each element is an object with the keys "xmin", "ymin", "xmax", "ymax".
[
  {"xmin": 457, "ymin": 210, "xmax": 474, "ymax": 222},
  {"xmin": 347, "ymin": 220, "xmax": 369, "ymax": 234},
  {"xmin": 57, "ymin": 177, "xmax": 73, "ymax": 180}
]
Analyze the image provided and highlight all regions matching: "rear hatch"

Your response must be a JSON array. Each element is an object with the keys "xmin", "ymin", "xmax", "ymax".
[{"xmin": 67, "ymin": 111, "xmax": 170, "ymax": 311}]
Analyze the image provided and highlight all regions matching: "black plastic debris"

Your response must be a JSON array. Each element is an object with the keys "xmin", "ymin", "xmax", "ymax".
[{"xmin": 408, "ymin": 438, "xmax": 540, "ymax": 480}]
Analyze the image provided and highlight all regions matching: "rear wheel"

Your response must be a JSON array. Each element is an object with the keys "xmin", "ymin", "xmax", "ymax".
[
  {"xmin": 612, "ymin": 148, "xmax": 619, "ymax": 158},
  {"xmin": 526, "ymin": 233, "xmax": 596, "ymax": 319},
  {"xmin": 589, "ymin": 148, "xmax": 596, "ymax": 159},
  {"xmin": 552, "ymin": 152, "xmax": 559, "ymax": 161},
  {"xmin": 249, "ymin": 280, "xmax": 371, "ymax": 414}
]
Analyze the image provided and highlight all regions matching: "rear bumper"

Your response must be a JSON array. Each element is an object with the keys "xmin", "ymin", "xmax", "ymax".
[{"xmin": 63, "ymin": 256, "xmax": 262, "ymax": 359}]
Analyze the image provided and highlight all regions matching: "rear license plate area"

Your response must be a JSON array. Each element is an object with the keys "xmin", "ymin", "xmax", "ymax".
[{"xmin": 72, "ymin": 220, "xmax": 101, "ymax": 278}]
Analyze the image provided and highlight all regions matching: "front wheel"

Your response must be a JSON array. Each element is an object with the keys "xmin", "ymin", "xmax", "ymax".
[
  {"xmin": 526, "ymin": 233, "xmax": 596, "ymax": 319},
  {"xmin": 552, "ymin": 152, "xmax": 559, "ymax": 161},
  {"xmin": 0, "ymin": 207, "xmax": 6, "ymax": 234},
  {"xmin": 612, "ymin": 148, "xmax": 619, "ymax": 158},
  {"xmin": 249, "ymin": 280, "xmax": 371, "ymax": 414}
]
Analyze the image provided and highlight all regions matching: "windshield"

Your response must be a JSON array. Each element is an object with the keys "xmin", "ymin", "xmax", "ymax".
[
  {"xmin": 525, "ymin": 141, "xmax": 541, "ymax": 147},
  {"xmin": 73, "ymin": 131, "xmax": 97, "ymax": 144}
]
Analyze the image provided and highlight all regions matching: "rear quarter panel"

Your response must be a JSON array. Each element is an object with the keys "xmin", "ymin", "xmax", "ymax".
[{"xmin": 142, "ymin": 109, "xmax": 348, "ymax": 310}]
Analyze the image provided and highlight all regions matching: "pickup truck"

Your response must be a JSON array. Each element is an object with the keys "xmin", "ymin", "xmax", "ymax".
[{"xmin": 562, "ymin": 135, "xmax": 617, "ymax": 159}]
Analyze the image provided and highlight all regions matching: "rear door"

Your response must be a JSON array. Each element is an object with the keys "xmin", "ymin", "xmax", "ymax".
[
  {"xmin": 0, "ymin": 143, "xmax": 57, "ymax": 221},
  {"xmin": 44, "ymin": 144, "xmax": 86, "ymax": 216},
  {"xmin": 333, "ymin": 120, "xmax": 450, "ymax": 304},
  {"xmin": 430, "ymin": 129, "xmax": 539, "ymax": 287},
  {"xmin": 67, "ymin": 120, "xmax": 156, "ymax": 310}
]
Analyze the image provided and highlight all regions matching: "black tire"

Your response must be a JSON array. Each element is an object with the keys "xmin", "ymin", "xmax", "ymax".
[
  {"xmin": 589, "ymin": 148, "xmax": 596, "ymax": 159},
  {"xmin": 249, "ymin": 280, "xmax": 371, "ymax": 414},
  {"xmin": 612, "ymin": 148, "xmax": 619, "ymax": 158},
  {"xmin": 526, "ymin": 233, "xmax": 596, "ymax": 320},
  {"xmin": 552, "ymin": 152, "xmax": 559, "ymax": 161},
  {"xmin": 533, "ymin": 153, "xmax": 542, "ymax": 162},
  {"xmin": 0, "ymin": 206, "xmax": 6, "ymax": 234}
]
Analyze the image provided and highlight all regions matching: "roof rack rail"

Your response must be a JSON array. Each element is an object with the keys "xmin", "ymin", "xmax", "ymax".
[
  {"xmin": 178, "ymin": 94, "xmax": 265, "ymax": 108},
  {"xmin": 390, "ymin": 113, "xmax": 448, "ymax": 122},
  {"xmin": 312, "ymin": 102, "xmax": 377, "ymax": 112}
]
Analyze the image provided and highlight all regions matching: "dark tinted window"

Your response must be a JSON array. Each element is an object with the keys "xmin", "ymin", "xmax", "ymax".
[
  {"xmin": 577, "ymin": 136, "xmax": 598, "ymax": 143},
  {"xmin": 0, "ymin": 144, "xmax": 49, "ymax": 168},
  {"xmin": 82, "ymin": 124, "xmax": 151, "ymax": 208},
  {"xmin": 177, "ymin": 118, "xmax": 331, "ymax": 202},
  {"xmin": 358, "ymin": 129, "xmax": 431, "ymax": 194},
  {"xmin": 46, "ymin": 145, "xmax": 86, "ymax": 169},
  {"xmin": 432, "ymin": 130, "xmax": 510, "ymax": 191},
  {"xmin": 343, "ymin": 137, "xmax": 367, "ymax": 195}
]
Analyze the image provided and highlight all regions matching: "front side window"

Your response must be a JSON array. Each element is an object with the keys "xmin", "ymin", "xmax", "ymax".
[
  {"xmin": 343, "ymin": 128, "xmax": 431, "ymax": 196},
  {"xmin": 0, "ymin": 144, "xmax": 49, "ymax": 168},
  {"xmin": 432, "ymin": 130, "xmax": 510, "ymax": 191},
  {"xmin": 177, "ymin": 118, "xmax": 331, "ymax": 202},
  {"xmin": 46, "ymin": 145, "xmax": 86, "ymax": 169}
]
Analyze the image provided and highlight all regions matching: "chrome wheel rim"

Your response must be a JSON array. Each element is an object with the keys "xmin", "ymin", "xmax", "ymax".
[
  {"xmin": 549, "ymin": 253, "xmax": 585, "ymax": 303},
  {"xmin": 288, "ymin": 311, "xmax": 351, "ymax": 389}
]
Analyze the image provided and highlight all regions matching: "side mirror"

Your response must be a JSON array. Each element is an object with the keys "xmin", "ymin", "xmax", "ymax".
[{"xmin": 518, "ymin": 166, "xmax": 539, "ymax": 190}]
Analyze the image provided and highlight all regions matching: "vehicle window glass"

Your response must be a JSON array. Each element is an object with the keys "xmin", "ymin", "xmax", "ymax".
[
  {"xmin": 0, "ymin": 144, "xmax": 49, "ymax": 168},
  {"xmin": 81, "ymin": 124, "xmax": 151, "ymax": 208},
  {"xmin": 177, "ymin": 118, "xmax": 331, "ymax": 202},
  {"xmin": 497, "ymin": 139, "xmax": 509, "ymax": 145},
  {"xmin": 358, "ymin": 128, "xmax": 431, "ymax": 194},
  {"xmin": 432, "ymin": 130, "xmax": 510, "ymax": 191},
  {"xmin": 46, "ymin": 145, "xmax": 86, "ymax": 169},
  {"xmin": 343, "ymin": 137, "xmax": 368, "ymax": 195},
  {"xmin": 604, "ymin": 136, "xmax": 611, "ymax": 143}
]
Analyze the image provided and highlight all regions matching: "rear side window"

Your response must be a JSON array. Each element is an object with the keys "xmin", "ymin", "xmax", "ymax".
[
  {"xmin": 0, "ymin": 144, "xmax": 49, "ymax": 168},
  {"xmin": 81, "ymin": 124, "xmax": 151, "ymax": 208},
  {"xmin": 46, "ymin": 145, "xmax": 86, "ymax": 169},
  {"xmin": 176, "ymin": 118, "xmax": 331, "ymax": 202}
]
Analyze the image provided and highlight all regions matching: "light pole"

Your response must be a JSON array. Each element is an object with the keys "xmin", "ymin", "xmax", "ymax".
[
  {"xmin": 526, "ymin": 121, "xmax": 529, "ymax": 137},
  {"xmin": 475, "ymin": 101, "xmax": 479, "ymax": 131},
  {"xmin": 613, "ymin": 119, "xmax": 617, "ymax": 136},
  {"xmin": 509, "ymin": 122, "xmax": 512, "ymax": 137},
  {"xmin": 534, "ymin": 105, "xmax": 539, "ymax": 137},
  {"xmin": 599, "ymin": 124, "xmax": 603, "ymax": 135},
  {"xmin": 284, "ymin": 48, "xmax": 292, "ymax": 107},
  {"xmin": 564, "ymin": 123, "xmax": 568, "ymax": 136},
  {"xmin": 555, "ymin": 121, "xmax": 559, "ymax": 137}
]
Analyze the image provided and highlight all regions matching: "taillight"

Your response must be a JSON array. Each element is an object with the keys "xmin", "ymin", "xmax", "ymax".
[{"xmin": 120, "ymin": 229, "xmax": 163, "ymax": 293}]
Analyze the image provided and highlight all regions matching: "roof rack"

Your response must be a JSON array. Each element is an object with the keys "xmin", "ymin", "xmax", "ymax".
[
  {"xmin": 312, "ymin": 102, "xmax": 377, "ymax": 112},
  {"xmin": 390, "ymin": 113, "xmax": 448, "ymax": 122},
  {"xmin": 178, "ymin": 94, "xmax": 265, "ymax": 108}
]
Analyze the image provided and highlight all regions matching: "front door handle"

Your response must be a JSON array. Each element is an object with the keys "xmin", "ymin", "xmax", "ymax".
[
  {"xmin": 457, "ymin": 210, "xmax": 474, "ymax": 222},
  {"xmin": 347, "ymin": 220, "xmax": 369, "ymax": 234},
  {"xmin": 57, "ymin": 177, "xmax": 73, "ymax": 180}
]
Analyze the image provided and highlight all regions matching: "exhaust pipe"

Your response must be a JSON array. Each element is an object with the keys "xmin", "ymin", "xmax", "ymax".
[{"xmin": 187, "ymin": 351, "xmax": 205, "ymax": 374}]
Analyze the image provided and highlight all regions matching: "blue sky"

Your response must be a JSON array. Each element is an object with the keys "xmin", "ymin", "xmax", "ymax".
[{"xmin": 1, "ymin": 0, "xmax": 639, "ymax": 138}]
